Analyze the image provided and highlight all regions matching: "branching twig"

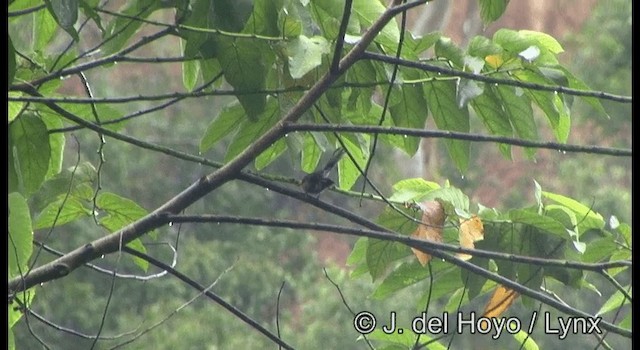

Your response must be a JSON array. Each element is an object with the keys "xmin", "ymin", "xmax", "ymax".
[
  {"xmin": 362, "ymin": 51, "xmax": 633, "ymax": 103},
  {"xmin": 284, "ymin": 123, "xmax": 632, "ymax": 157}
]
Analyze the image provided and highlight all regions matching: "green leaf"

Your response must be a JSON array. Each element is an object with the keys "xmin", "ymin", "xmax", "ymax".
[
  {"xmin": 495, "ymin": 85, "xmax": 538, "ymax": 158},
  {"xmin": 424, "ymin": 79, "xmax": 470, "ymax": 172},
  {"xmin": 45, "ymin": 0, "xmax": 79, "ymax": 40},
  {"xmin": 286, "ymin": 35, "xmax": 329, "ymax": 79},
  {"xmin": 520, "ymin": 30, "xmax": 564, "ymax": 54},
  {"xmin": 35, "ymin": 197, "xmax": 90, "ymax": 229},
  {"xmin": 310, "ymin": 0, "xmax": 358, "ymax": 39},
  {"xmin": 388, "ymin": 178, "xmax": 440, "ymax": 203},
  {"xmin": 405, "ymin": 32, "xmax": 442, "ymax": 56},
  {"xmin": 225, "ymin": 98, "xmax": 280, "ymax": 161},
  {"xmin": 30, "ymin": 162, "xmax": 97, "ymax": 213},
  {"xmin": 366, "ymin": 238, "xmax": 410, "ymax": 281},
  {"xmin": 255, "ymin": 138, "xmax": 286, "ymax": 170},
  {"xmin": 509, "ymin": 209, "xmax": 570, "ymax": 240},
  {"xmin": 388, "ymin": 83, "xmax": 428, "ymax": 155},
  {"xmin": 478, "ymin": 0, "xmax": 509, "ymax": 24},
  {"xmin": 124, "ymin": 238, "xmax": 149, "ymax": 272},
  {"xmin": 102, "ymin": 0, "xmax": 161, "ymax": 54},
  {"xmin": 9, "ymin": 113, "xmax": 51, "ymax": 195},
  {"xmin": 346, "ymin": 237, "xmax": 367, "ymax": 266},
  {"xmin": 555, "ymin": 66, "xmax": 608, "ymax": 118},
  {"xmin": 97, "ymin": 192, "xmax": 151, "ymax": 233},
  {"xmin": 243, "ymin": 0, "xmax": 280, "ymax": 36},
  {"xmin": 456, "ymin": 78, "xmax": 484, "ymax": 108},
  {"xmin": 435, "ymin": 37, "xmax": 465, "ymax": 67},
  {"xmin": 277, "ymin": 5, "xmax": 302, "ymax": 38},
  {"xmin": 9, "ymin": 289, "xmax": 36, "ymax": 330},
  {"xmin": 8, "ymin": 36, "xmax": 16, "ymax": 85},
  {"xmin": 370, "ymin": 261, "xmax": 432, "ymax": 299},
  {"xmin": 417, "ymin": 266, "xmax": 463, "ymax": 305},
  {"xmin": 338, "ymin": 136, "xmax": 368, "ymax": 191},
  {"xmin": 8, "ymin": 93, "xmax": 23, "ymax": 124},
  {"xmin": 581, "ymin": 236, "xmax": 619, "ymax": 263},
  {"xmin": 422, "ymin": 187, "xmax": 469, "ymax": 212},
  {"xmin": 40, "ymin": 114, "xmax": 65, "ymax": 180},
  {"xmin": 301, "ymin": 133, "xmax": 322, "ymax": 173},
  {"xmin": 182, "ymin": 54, "xmax": 200, "ymax": 91},
  {"xmin": 597, "ymin": 288, "xmax": 631, "ymax": 317},
  {"xmin": 460, "ymin": 258, "xmax": 489, "ymax": 299},
  {"xmin": 96, "ymin": 192, "xmax": 154, "ymax": 271},
  {"xmin": 34, "ymin": 5, "xmax": 59, "ymax": 51},
  {"xmin": 200, "ymin": 102, "xmax": 246, "ymax": 153},
  {"xmin": 512, "ymin": 330, "xmax": 540, "ymax": 350},
  {"xmin": 353, "ymin": 0, "xmax": 399, "ymax": 52},
  {"xmin": 471, "ymin": 87, "xmax": 514, "ymax": 158},
  {"xmin": 376, "ymin": 205, "xmax": 420, "ymax": 237},
  {"xmin": 9, "ymin": 192, "xmax": 33, "ymax": 279},
  {"xmin": 542, "ymin": 191, "xmax": 605, "ymax": 232},
  {"xmin": 79, "ymin": 0, "xmax": 104, "ymax": 33},
  {"xmin": 514, "ymin": 69, "xmax": 570, "ymax": 142},
  {"xmin": 467, "ymin": 35, "xmax": 502, "ymax": 59},
  {"xmin": 216, "ymin": 38, "xmax": 274, "ymax": 120},
  {"xmin": 493, "ymin": 29, "xmax": 533, "ymax": 55}
]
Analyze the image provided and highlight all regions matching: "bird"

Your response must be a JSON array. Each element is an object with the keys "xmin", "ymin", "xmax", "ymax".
[{"xmin": 300, "ymin": 148, "xmax": 345, "ymax": 195}]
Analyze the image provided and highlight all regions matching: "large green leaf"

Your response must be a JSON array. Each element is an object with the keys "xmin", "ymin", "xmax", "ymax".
[
  {"xmin": 255, "ymin": 138, "xmax": 287, "ymax": 170},
  {"xmin": 200, "ymin": 102, "xmax": 246, "ymax": 153},
  {"xmin": 478, "ymin": 0, "xmax": 509, "ymax": 24},
  {"xmin": 8, "ymin": 36, "xmax": 16, "ymax": 86},
  {"xmin": 366, "ymin": 238, "xmax": 410, "ymax": 281},
  {"xmin": 225, "ymin": 98, "xmax": 280, "ymax": 161},
  {"xmin": 352, "ymin": 0, "xmax": 399, "ymax": 52},
  {"xmin": 217, "ymin": 37, "xmax": 274, "ymax": 120},
  {"xmin": 45, "ymin": 0, "xmax": 79, "ymax": 40},
  {"xmin": 300, "ymin": 133, "xmax": 323, "ymax": 173},
  {"xmin": 495, "ymin": 85, "xmax": 538, "ymax": 158},
  {"xmin": 286, "ymin": 35, "xmax": 329, "ymax": 79},
  {"xmin": 389, "ymin": 83, "xmax": 428, "ymax": 155},
  {"xmin": 40, "ymin": 114, "xmax": 65, "ymax": 180},
  {"xmin": 9, "ymin": 113, "xmax": 51, "ymax": 195},
  {"xmin": 508, "ymin": 209, "xmax": 571, "ymax": 240},
  {"xmin": 424, "ymin": 79, "xmax": 470, "ymax": 172},
  {"xmin": 101, "ymin": 0, "xmax": 162, "ymax": 54},
  {"xmin": 542, "ymin": 191, "xmax": 605, "ymax": 232},
  {"xmin": 97, "ymin": 192, "xmax": 155, "ymax": 271},
  {"xmin": 8, "ymin": 192, "xmax": 33, "ymax": 279},
  {"xmin": 372, "ymin": 260, "xmax": 452, "ymax": 299},
  {"xmin": 33, "ymin": 6, "xmax": 59, "ymax": 52},
  {"xmin": 309, "ymin": 0, "xmax": 360, "ymax": 40},
  {"xmin": 338, "ymin": 136, "xmax": 368, "ymax": 191},
  {"xmin": 243, "ymin": 0, "xmax": 280, "ymax": 36},
  {"xmin": 35, "ymin": 196, "xmax": 91, "ymax": 230},
  {"xmin": 471, "ymin": 87, "xmax": 514, "ymax": 158},
  {"xmin": 514, "ymin": 69, "xmax": 570, "ymax": 142}
]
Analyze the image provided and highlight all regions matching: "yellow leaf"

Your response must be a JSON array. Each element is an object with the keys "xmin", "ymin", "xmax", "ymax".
[
  {"xmin": 484, "ymin": 54, "xmax": 504, "ymax": 69},
  {"xmin": 479, "ymin": 285, "xmax": 519, "ymax": 331},
  {"xmin": 410, "ymin": 200, "xmax": 445, "ymax": 266},
  {"xmin": 456, "ymin": 215, "xmax": 484, "ymax": 260}
]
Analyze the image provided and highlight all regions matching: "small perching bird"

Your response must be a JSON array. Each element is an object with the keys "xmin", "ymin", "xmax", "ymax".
[{"xmin": 300, "ymin": 148, "xmax": 345, "ymax": 195}]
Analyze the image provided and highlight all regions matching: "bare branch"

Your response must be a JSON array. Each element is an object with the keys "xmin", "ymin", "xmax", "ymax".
[
  {"xmin": 362, "ymin": 51, "xmax": 633, "ymax": 103},
  {"xmin": 285, "ymin": 123, "xmax": 632, "ymax": 157}
]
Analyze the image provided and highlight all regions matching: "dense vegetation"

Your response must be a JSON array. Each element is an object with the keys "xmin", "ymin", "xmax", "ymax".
[{"xmin": 8, "ymin": 0, "xmax": 630, "ymax": 348}]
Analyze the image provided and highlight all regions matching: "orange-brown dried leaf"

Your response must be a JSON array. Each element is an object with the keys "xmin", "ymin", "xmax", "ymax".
[
  {"xmin": 479, "ymin": 285, "xmax": 519, "ymax": 332},
  {"xmin": 456, "ymin": 215, "xmax": 484, "ymax": 260},
  {"xmin": 411, "ymin": 200, "xmax": 445, "ymax": 266}
]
